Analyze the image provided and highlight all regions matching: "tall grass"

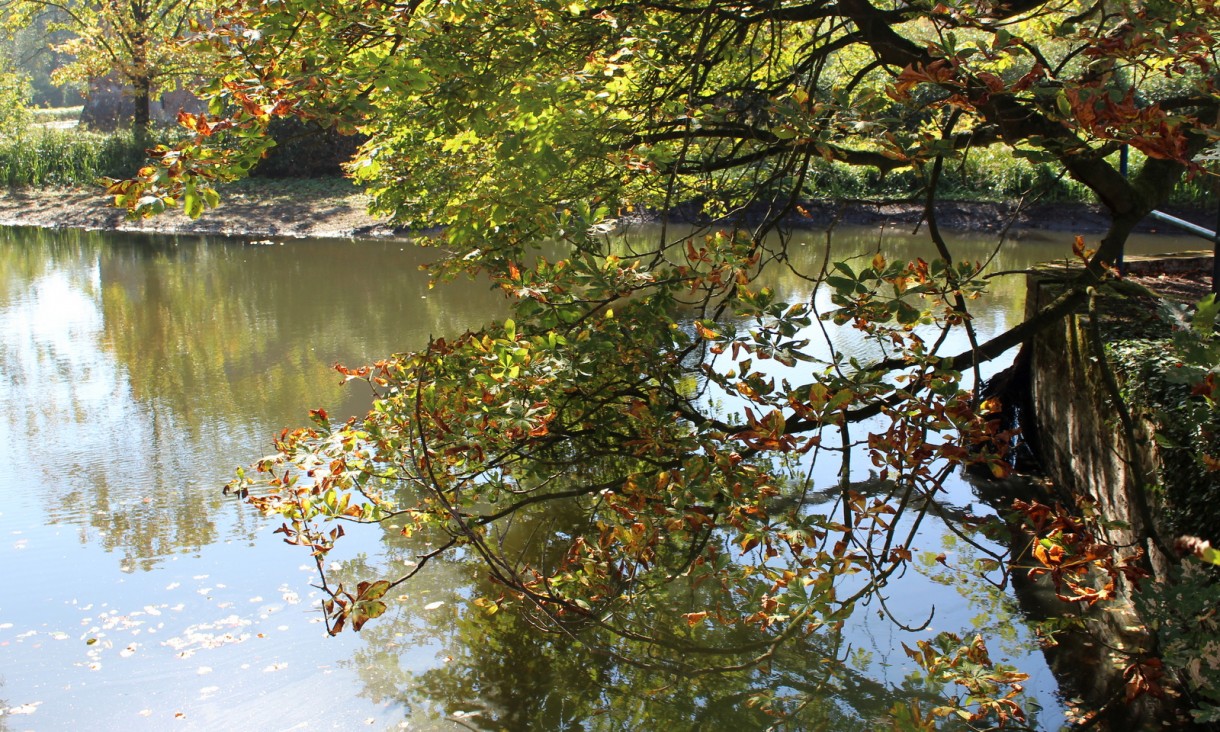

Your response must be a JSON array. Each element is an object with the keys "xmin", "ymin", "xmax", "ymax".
[{"xmin": 0, "ymin": 126, "xmax": 172, "ymax": 188}]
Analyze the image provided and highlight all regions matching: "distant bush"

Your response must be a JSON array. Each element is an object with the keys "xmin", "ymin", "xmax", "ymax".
[
  {"xmin": 800, "ymin": 148, "xmax": 1089, "ymax": 203},
  {"xmin": 250, "ymin": 118, "xmax": 365, "ymax": 178},
  {"xmin": 799, "ymin": 146, "xmax": 1216, "ymax": 207}
]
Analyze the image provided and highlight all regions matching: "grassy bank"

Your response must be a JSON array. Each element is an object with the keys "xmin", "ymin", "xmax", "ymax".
[{"xmin": 31, "ymin": 106, "xmax": 84, "ymax": 125}]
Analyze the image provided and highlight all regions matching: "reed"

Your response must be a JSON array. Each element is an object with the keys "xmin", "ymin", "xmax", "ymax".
[{"xmin": 0, "ymin": 126, "xmax": 170, "ymax": 188}]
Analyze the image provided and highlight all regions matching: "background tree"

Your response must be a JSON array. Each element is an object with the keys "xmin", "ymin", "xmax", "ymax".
[
  {"xmin": 0, "ymin": 0, "xmax": 209, "ymax": 133},
  {"xmin": 0, "ymin": 10, "xmax": 82, "ymax": 107},
  {"xmin": 116, "ymin": 0, "xmax": 1220, "ymax": 723}
]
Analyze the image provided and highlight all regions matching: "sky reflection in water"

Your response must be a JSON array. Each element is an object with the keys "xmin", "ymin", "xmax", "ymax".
[{"xmin": 0, "ymin": 224, "xmax": 1201, "ymax": 729}]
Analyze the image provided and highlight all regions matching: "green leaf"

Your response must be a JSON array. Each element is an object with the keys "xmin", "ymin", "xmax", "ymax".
[
  {"xmin": 1154, "ymin": 432, "xmax": 1182, "ymax": 449},
  {"xmin": 1200, "ymin": 545, "xmax": 1220, "ymax": 566},
  {"xmin": 826, "ymin": 275, "xmax": 855, "ymax": 293},
  {"xmin": 1191, "ymin": 294, "xmax": 1219, "ymax": 335},
  {"xmin": 183, "ymin": 190, "xmax": 203, "ymax": 219},
  {"xmin": 894, "ymin": 300, "xmax": 922, "ymax": 326},
  {"xmin": 1055, "ymin": 91, "xmax": 1072, "ymax": 118},
  {"xmin": 351, "ymin": 600, "xmax": 387, "ymax": 631},
  {"xmin": 826, "ymin": 389, "xmax": 853, "ymax": 411},
  {"xmin": 358, "ymin": 579, "xmax": 392, "ymax": 601}
]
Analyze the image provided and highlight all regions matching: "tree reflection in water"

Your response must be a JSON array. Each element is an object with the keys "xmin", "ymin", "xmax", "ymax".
[{"xmin": 327, "ymin": 467, "xmax": 1044, "ymax": 730}]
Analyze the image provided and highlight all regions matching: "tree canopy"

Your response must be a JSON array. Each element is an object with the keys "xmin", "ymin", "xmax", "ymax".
[
  {"xmin": 118, "ymin": 0, "xmax": 1218, "ymax": 246},
  {"xmin": 118, "ymin": 0, "xmax": 1220, "ymax": 725}
]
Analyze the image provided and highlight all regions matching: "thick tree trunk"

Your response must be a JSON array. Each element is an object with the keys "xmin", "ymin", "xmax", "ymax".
[
  {"xmin": 130, "ymin": 0, "xmax": 151, "ymax": 141},
  {"xmin": 132, "ymin": 74, "xmax": 151, "ymax": 139}
]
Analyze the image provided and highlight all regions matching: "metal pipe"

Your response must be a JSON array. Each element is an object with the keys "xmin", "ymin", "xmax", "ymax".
[
  {"xmin": 1146, "ymin": 209, "xmax": 1217, "ymax": 241},
  {"xmin": 1144, "ymin": 210, "xmax": 1219, "ymax": 294}
]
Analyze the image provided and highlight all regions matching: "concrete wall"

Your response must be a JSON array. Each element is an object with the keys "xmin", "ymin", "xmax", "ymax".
[
  {"xmin": 1025, "ymin": 271, "xmax": 1168, "ymax": 572},
  {"xmin": 1025, "ymin": 254, "xmax": 1215, "ymax": 577},
  {"xmin": 1020, "ymin": 260, "xmax": 1212, "ymax": 727}
]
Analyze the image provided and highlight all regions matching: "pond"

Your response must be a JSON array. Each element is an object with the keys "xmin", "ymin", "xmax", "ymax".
[{"xmin": 0, "ymin": 223, "xmax": 1201, "ymax": 729}]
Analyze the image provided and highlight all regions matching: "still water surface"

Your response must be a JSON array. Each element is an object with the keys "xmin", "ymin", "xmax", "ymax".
[{"xmin": 0, "ymin": 224, "xmax": 1200, "ymax": 729}]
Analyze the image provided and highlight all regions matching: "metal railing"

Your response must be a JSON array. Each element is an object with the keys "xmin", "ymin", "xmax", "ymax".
[
  {"xmin": 1120, "ymin": 145, "xmax": 1220, "ymax": 293},
  {"xmin": 1144, "ymin": 209, "xmax": 1220, "ymax": 294}
]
